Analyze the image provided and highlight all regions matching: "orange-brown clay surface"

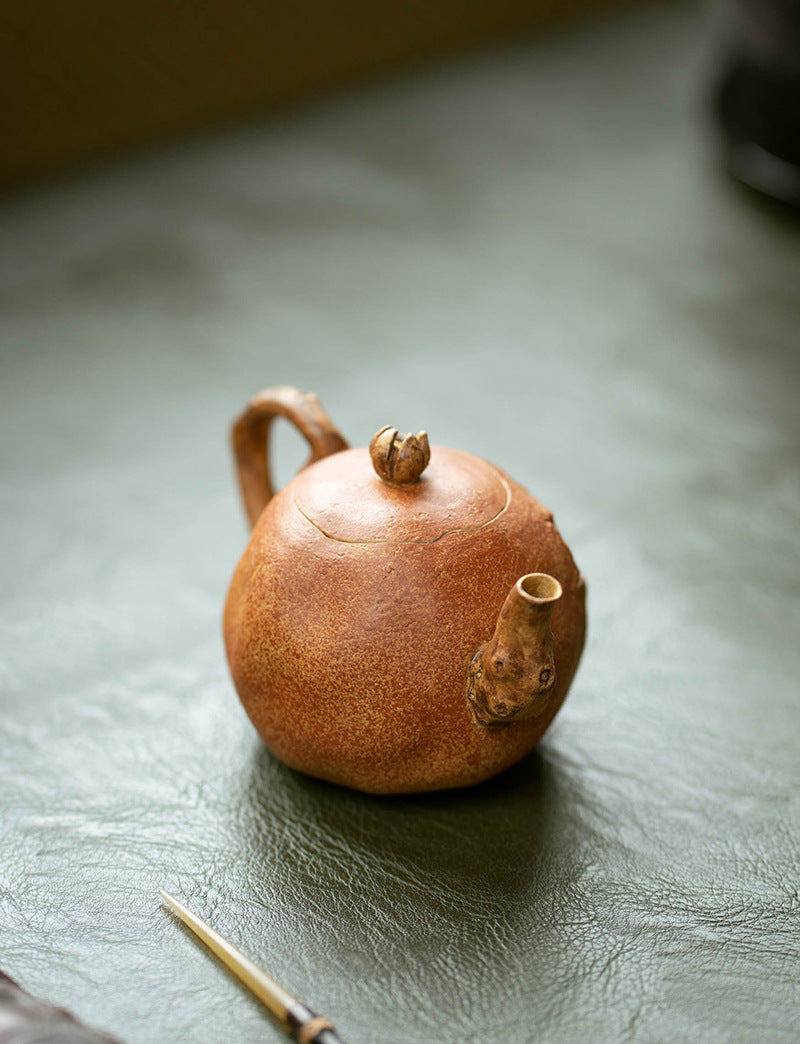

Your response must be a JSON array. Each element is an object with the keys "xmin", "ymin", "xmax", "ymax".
[{"xmin": 224, "ymin": 445, "xmax": 585, "ymax": 794}]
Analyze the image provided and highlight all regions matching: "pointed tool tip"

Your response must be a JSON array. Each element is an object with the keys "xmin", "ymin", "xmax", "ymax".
[{"xmin": 156, "ymin": 890, "xmax": 315, "ymax": 1033}]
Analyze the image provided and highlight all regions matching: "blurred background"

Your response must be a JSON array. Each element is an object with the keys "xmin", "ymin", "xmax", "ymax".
[
  {"xmin": 1, "ymin": 0, "xmax": 634, "ymax": 187},
  {"xmin": 2, "ymin": 1, "xmax": 799, "ymax": 200},
  {"xmin": 1, "ymin": 2, "xmax": 799, "ymax": 1042}
]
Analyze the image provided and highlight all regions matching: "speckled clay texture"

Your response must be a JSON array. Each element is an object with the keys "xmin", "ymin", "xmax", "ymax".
[{"xmin": 224, "ymin": 446, "xmax": 585, "ymax": 793}]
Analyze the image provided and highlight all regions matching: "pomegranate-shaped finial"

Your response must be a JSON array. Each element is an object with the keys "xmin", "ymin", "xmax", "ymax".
[{"xmin": 369, "ymin": 426, "xmax": 431, "ymax": 484}]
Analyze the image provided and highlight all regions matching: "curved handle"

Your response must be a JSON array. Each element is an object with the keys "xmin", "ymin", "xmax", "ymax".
[{"xmin": 231, "ymin": 386, "xmax": 349, "ymax": 528}]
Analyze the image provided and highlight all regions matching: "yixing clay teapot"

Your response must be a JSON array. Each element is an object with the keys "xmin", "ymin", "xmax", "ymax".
[{"xmin": 224, "ymin": 387, "xmax": 586, "ymax": 794}]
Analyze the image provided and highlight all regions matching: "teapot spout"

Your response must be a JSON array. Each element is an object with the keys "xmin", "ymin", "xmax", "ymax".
[{"xmin": 466, "ymin": 573, "xmax": 562, "ymax": 728}]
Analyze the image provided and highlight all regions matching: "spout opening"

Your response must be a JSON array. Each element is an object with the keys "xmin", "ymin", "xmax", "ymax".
[{"xmin": 517, "ymin": 572, "xmax": 562, "ymax": 605}]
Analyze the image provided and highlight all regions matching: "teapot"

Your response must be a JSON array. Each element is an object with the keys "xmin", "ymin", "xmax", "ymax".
[{"xmin": 224, "ymin": 387, "xmax": 586, "ymax": 794}]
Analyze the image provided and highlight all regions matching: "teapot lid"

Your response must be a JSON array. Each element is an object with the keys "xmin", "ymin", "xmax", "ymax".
[{"xmin": 293, "ymin": 429, "xmax": 510, "ymax": 544}]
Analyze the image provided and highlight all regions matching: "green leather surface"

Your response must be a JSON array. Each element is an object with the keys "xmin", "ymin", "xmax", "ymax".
[{"xmin": 1, "ymin": 3, "xmax": 799, "ymax": 1041}]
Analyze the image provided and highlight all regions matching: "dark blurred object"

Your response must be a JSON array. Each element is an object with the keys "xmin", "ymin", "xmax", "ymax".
[
  {"xmin": 712, "ymin": 0, "xmax": 800, "ymax": 205},
  {"xmin": 0, "ymin": 0, "xmax": 631, "ymax": 190},
  {"xmin": 0, "ymin": 972, "xmax": 121, "ymax": 1044}
]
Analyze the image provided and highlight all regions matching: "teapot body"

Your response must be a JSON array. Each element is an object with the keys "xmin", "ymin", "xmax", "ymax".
[{"xmin": 224, "ymin": 438, "xmax": 585, "ymax": 794}]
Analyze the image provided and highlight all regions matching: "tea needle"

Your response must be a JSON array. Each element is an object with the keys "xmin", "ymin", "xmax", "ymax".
[{"xmin": 160, "ymin": 890, "xmax": 346, "ymax": 1044}]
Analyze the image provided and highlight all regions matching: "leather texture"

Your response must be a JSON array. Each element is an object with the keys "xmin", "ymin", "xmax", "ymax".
[{"xmin": 1, "ymin": 3, "xmax": 799, "ymax": 1041}]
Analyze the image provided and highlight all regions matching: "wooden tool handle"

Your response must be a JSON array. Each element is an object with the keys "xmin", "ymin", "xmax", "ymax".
[{"xmin": 288, "ymin": 1001, "xmax": 347, "ymax": 1043}]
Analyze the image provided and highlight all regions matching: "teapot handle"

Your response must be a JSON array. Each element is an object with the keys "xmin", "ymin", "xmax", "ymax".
[{"xmin": 231, "ymin": 386, "xmax": 349, "ymax": 528}]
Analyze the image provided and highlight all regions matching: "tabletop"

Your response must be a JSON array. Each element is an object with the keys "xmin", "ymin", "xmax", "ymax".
[{"xmin": 1, "ymin": 3, "xmax": 799, "ymax": 1042}]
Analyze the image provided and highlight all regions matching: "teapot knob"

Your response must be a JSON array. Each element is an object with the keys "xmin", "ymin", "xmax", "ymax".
[{"xmin": 369, "ymin": 426, "xmax": 430, "ymax": 484}]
